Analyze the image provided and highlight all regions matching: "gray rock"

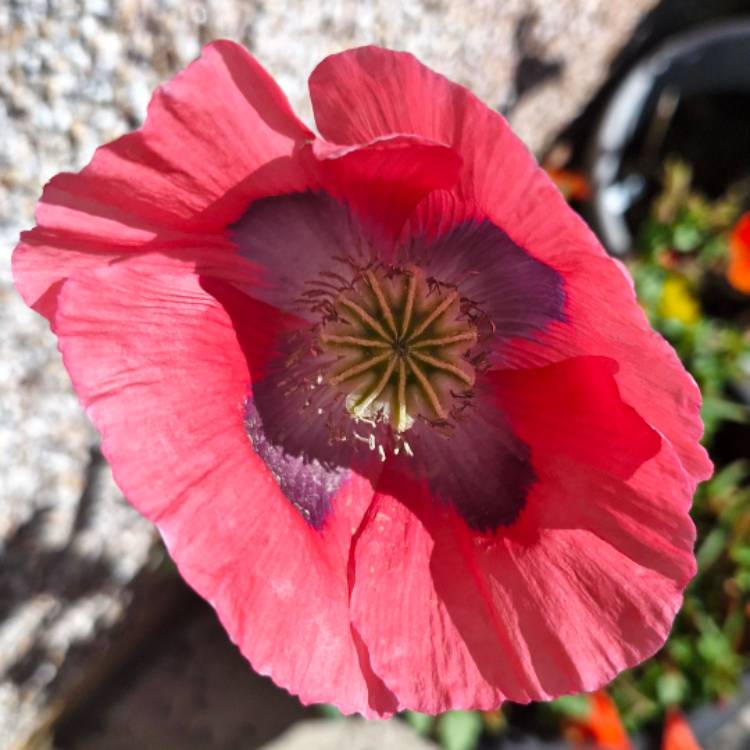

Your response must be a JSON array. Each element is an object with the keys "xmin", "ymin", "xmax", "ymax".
[
  {"xmin": 704, "ymin": 703, "xmax": 750, "ymax": 750},
  {"xmin": 57, "ymin": 604, "xmax": 311, "ymax": 750},
  {"xmin": 0, "ymin": 454, "xmax": 164, "ymax": 750},
  {"xmin": 697, "ymin": 675, "xmax": 750, "ymax": 750},
  {"xmin": 260, "ymin": 718, "xmax": 437, "ymax": 750},
  {"xmin": 0, "ymin": 0, "xmax": 658, "ymax": 747}
]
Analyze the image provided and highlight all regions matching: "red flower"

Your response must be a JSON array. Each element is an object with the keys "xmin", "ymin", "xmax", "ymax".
[
  {"xmin": 728, "ymin": 212, "xmax": 750, "ymax": 294},
  {"xmin": 543, "ymin": 166, "xmax": 591, "ymax": 202},
  {"xmin": 661, "ymin": 709, "xmax": 703, "ymax": 750},
  {"xmin": 13, "ymin": 42, "xmax": 711, "ymax": 716},
  {"xmin": 567, "ymin": 691, "xmax": 632, "ymax": 750}
]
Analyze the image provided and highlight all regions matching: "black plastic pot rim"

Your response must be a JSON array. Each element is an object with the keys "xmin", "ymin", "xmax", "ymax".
[{"xmin": 587, "ymin": 17, "xmax": 750, "ymax": 256}]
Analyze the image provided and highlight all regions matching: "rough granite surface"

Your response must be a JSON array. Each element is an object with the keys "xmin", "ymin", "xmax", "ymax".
[
  {"xmin": 261, "ymin": 718, "xmax": 439, "ymax": 750},
  {"xmin": 0, "ymin": 0, "xmax": 659, "ymax": 747},
  {"xmin": 706, "ymin": 703, "xmax": 750, "ymax": 750},
  {"xmin": 57, "ymin": 604, "xmax": 314, "ymax": 750}
]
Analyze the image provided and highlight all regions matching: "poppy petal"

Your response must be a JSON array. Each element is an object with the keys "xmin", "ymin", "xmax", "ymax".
[
  {"xmin": 308, "ymin": 46, "xmax": 710, "ymax": 486},
  {"xmin": 309, "ymin": 46, "xmax": 529, "ymax": 205},
  {"xmin": 231, "ymin": 191, "xmax": 368, "ymax": 316},
  {"xmin": 231, "ymin": 135, "xmax": 460, "ymax": 317},
  {"xmin": 505, "ymin": 252, "xmax": 711, "ymax": 487},
  {"xmin": 41, "ymin": 39, "xmax": 312, "ymax": 236},
  {"xmin": 491, "ymin": 356, "xmax": 661, "ymax": 481},
  {"xmin": 13, "ymin": 39, "xmax": 313, "ymax": 318},
  {"xmin": 311, "ymin": 135, "xmax": 461, "ymax": 243},
  {"xmin": 403, "ymin": 211, "xmax": 566, "ymax": 358},
  {"xmin": 200, "ymin": 275, "xmax": 370, "ymax": 529},
  {"xmin": 401, "ymin": 382, "xmax": 535, "ymax": 531},
  {"xmin": 349, "ymin": 442, "xmax": 695, "ymax": 713},
  {"xmin": 13, "ymin": 234, "xmax": 249, "ymax": 320},
  {"xmin": 52, "ymin": 258, "xmax": 397, "ymax": 716}
]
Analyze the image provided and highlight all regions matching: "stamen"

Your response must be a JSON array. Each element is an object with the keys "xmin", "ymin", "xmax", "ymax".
[
  {"xmin": 410, "ymin": 331, "xmax": 478, "ymax": 349},
  {"xmin": 338, "ymin": 297, "xmax": 392, "ymax": 341},
  {"xmin": 319, "ymin": 333, "xmax": 391, "ymax": 348},
  {"xmin": 395, "ymin": 358, "xmax": 409, "ymax": 432},
  {"xmin": 352, "ymin": 354, "xmax": 398, "ymax": 416},
  {"xmin": 400, "ymin": 271, "xmax": 418, "ymax": 338}
]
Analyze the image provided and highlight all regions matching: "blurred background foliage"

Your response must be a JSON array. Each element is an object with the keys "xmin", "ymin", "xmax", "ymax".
[{"xmin": 605, "ymin": 159, "xmax": 750, "ymax": 733}]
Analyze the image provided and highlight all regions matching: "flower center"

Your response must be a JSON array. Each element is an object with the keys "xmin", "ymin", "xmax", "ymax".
[{"xmin": 318, "ymin": 266, "xmax": 477, "ymax": 432}]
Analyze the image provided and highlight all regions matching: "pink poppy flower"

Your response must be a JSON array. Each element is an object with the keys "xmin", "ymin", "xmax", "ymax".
[{"xmin": 13, "ymin": 42, "xmax": 712, "ymax": 717}]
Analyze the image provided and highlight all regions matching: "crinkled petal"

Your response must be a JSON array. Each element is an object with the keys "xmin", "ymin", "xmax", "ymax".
[
  {"xmin": 502, "ymin": 251, "xmax": 712, "ymax": 487},
  {"xmin": 308, "ymin": 46, "xmax": 710, "ymax": 486},
  {"xmin": 13, "ymin": 39, "xmax": 314, "ymax": 318},
  {"xmin": 13, "ymin": 234, "xmax": 242, "ymax": 319},
  {"xmin": 350, "ymin": 444, "xmax": 695, "ymax": 713},
  {"xmin": 309, "ymin": 46, "xmax": 530, "ymax": 206},
  {"xmin": 310, "ymin": 135, "xmax": 461, "ymax": 243},
  {"xmin": 53, "ymin": 257, "xmax": 396, "ymax": 716},
  {"xmin": 402, "ymin": 382, "xmax": 534, "ymax": 531},
  {"xmin": 402, "ymin": 211, "xmax": 566, "ymax": 359},
  {"xmin": 231, "ymin": 191, "xmax": 366, "ymax": 316},
  {"xmin": 231, "ymin": 135, "xmax": 461, "ymax": 317},
  {"xmin": 349, "ymin": 357, "xmax": 693, "ymax": 712},
  {"xmin": 41, "ymin": 39, "xmax": 312, "ymax": 237},
  {"xmin": 491, "ymin": 356, "xmax": 661, "ymax": 482}
]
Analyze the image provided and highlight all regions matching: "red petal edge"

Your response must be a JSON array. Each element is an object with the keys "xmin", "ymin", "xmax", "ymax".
[
  {"xmin": 13, "ymin": 39, "xmax": 314, "ymax": 319},
  {"xmin": 308, "ymin": 45, "xmax": 711, "ymax": 487},
  {"xmin": 347, "ymin": 356, "xmax": 695, "ymax": 713},
  {"xmin": 53, "ymin": 257, "xmax": 396, "ymax": 717}
]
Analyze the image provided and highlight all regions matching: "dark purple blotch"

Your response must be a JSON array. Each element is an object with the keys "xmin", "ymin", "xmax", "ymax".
[
  {"xmin": 408, "ymin": 219, "xmax": 566, "ymax": 357},
  {"xmin": 244, "ymin": 399, "xmax": 348, "ymax": 530},
  {"xmin": 406, "ymin": 380, "xmax": 535, "ymax": 531},
  {"xmin": 226, "ymin": 203, "xmax": 554, "ymax": 531},
  {"xmin": 231, "ymin": 191, "xmax": 366, "ymax": 318}
]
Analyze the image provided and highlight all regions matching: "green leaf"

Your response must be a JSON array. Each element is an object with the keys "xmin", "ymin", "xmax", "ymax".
[
  {"xmin": 701, "ymin": 396, "xmax": 750, "ymax": 425},
  {"xmin": 317, "ymin": 704, "xmax": 344, "ymax": 719},
  {"xmin": 697, "ymin": 629, "xmax": 732, "ymax": 664},
  {"xmin": 731, "ymin": 546, "xmax": 750, "ymax": 567},
  {"xmin": 735, "ymin": 569, "xmax": 750, "ymax": 591},
  {"xmin": 656, "ymin": 672, "xmax": 688, "ymax": 706},
  {"xmin": 672, "ymin": 222, "xmax": 703, "ymax": 251},
  {"xmin": 723, "ymin": 606, "xmax": 746, "ymax": 643},
  {"xmin": 404, "ymin": 711, "xmax": 435, "ymax": 736},
  {"xmin": 667, "ymin": 636, "xmax": 694, "ymax": 667},
  {"xmin": 548, "ymin": 694, "xmax": 591, "ymax": 719},
  {"xmin": 436, "ymin": 711, "xmax": 483, "ymax": 750},
  {"xmin": 709, "ymin": 461, "xmax": 750, "ymax": 495},
  {"xmin": 696, "ymin": 528, "xmax": 728, "ymax": 572}
]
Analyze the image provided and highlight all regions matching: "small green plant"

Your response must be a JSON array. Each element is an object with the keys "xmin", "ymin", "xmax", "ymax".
[
  {"xmin": 610, "ymin": 461, "xmax": 750, "ymax": 729},
  {"xmin": 629, "ymin": 158, "xmax": 750, "ymax": 442},
  {"xmin": 608, "ymin": 159, "xmax": 750, "ymax": 729}
]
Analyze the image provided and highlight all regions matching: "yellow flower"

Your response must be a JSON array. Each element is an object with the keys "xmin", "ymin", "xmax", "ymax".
[{"xmin": 659, "ymin": 276, "xmax": 700, "ymax": 325}]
